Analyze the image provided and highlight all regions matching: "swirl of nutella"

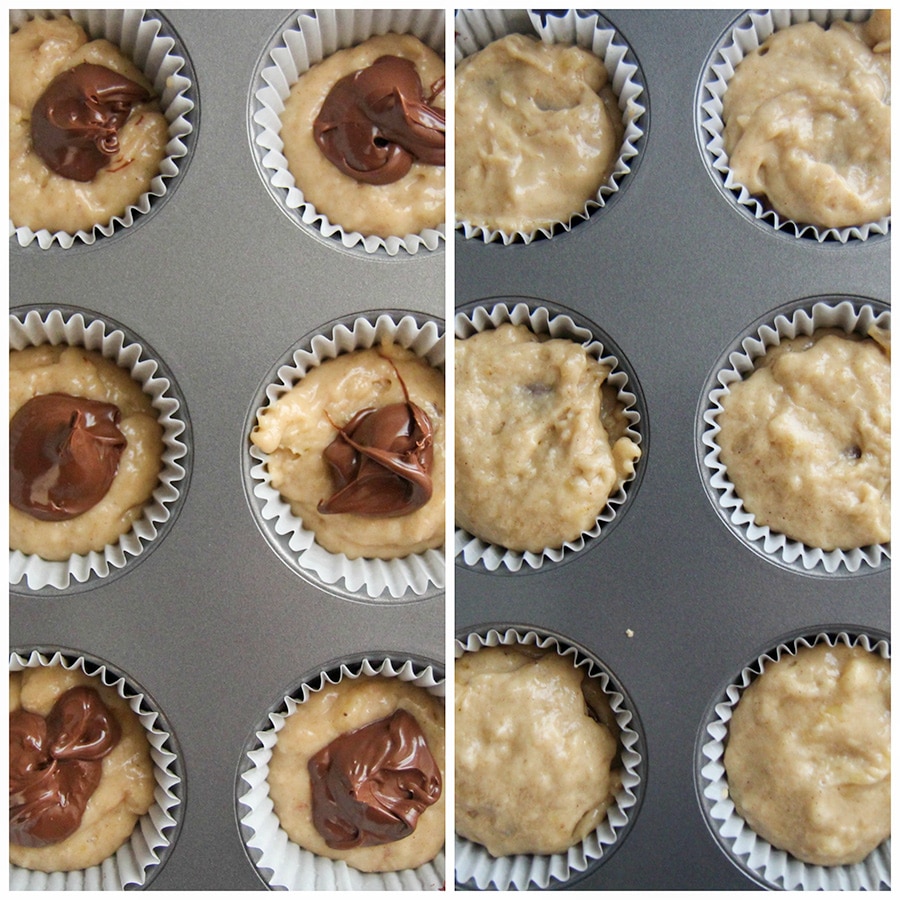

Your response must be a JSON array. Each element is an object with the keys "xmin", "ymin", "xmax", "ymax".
[
  {"xmin": 313, "ymin": 55, "xmax": 445, "ymax": 185},
  {"xmin": 308, "ymin": 709, "xmax": 442, "ymax": 849},
  {"xmin": 31, "ymin": 62, "xmax": 151, "ymax": 182},
  {"xmin": 9, "ymin": 392, "xmax": 128, "ymax": 522},
  {"xmin": 9, "ymin": 686, "xmax": 121, "ymax": 848}
]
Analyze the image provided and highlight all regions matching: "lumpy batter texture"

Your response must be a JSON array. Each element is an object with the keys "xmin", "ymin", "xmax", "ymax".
[
  {"xmin": 267, "ymin": 676, "xmax": 445, "ymax": 872},
  {"xmin": 717, "ymin": 329, "xmax": 890, "ymax": 550},
  {"xmin": 455, "ymin": 33, "xmax": 623, "ymax": 234},
  {"xmin": 455, "ymin": 324, "xmax": 639, "ymax": 552},
  {"xmin": 9, "ymin": 346, "xmax": 164, "ymax": 561},
  {"xmin": 9, "ymin": 15, "xmax": 168, "ymax": 235},
  {"xmin": 723, "ymin": 11, "xmax": 891, "ymax": 229},
  {"xmin": 280, "ymin": 34, "xmax": 445, "ymax": 238},
  {"xmin": 725, "ymin": 643, "xmax": 890, "ymax": 867},
  {"xmin": 455, "ymin": 646, "xmax": 621, "ymax": 857},
  {"xmin": 9, "ymin": 666, "xmax": 155, "ymax": 872}
]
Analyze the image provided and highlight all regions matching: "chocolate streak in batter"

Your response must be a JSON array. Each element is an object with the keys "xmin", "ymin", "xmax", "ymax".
[
  {"xmin": 308, "ymin": 709, "xmax": 442, "ymax": 849},
  {"xmin": 313, "ymin": 55, "xmax": 445, "ymax": 185},
  {"xmin": 9, "ymin": 392, "xmax": 127, "ymax": 522},
  {"xmin": 318, "ymin": 364, "xmax": 434, "ymax": 518},
  {"xmin": 10, "ymin": 686, "xmax": 122, "ymax": 848},
  {"xmin": 31, "ymin": 63, "xmax": 151, "ymax": 182}
]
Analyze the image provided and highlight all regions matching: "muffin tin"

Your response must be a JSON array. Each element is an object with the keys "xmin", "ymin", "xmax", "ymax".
[{"xmin": 8, "ymin": 8, "xmax": 890, "ymax": 892}]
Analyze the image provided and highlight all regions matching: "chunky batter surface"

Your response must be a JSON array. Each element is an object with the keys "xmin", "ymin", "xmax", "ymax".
[
  {"xmin": 10, "ymin": 346, "xmax": 164, "ymax": 560},
  {"xmin": 455, "ymin": 646, "xmax": 621, "ymax": 857},
  {"xmin": 9, "ymin": 15, "xmax": 168, "ymax": 234},
  {"xmin": 455, "ymin": 33, "xmax": 623, "ymax": 234},
  {"xmin": 9, "ymin": 665, "xmax": 155, "ymax": 872},
  {"xmin": 723, "ymin": 11, "xmax": 891, "ymax": 229},
  {"xmin": 717, "ymin": 329, "xmax": 890, "ymax": 550},
  {"xmin": 725, "ymin": 643, "xmax": 890, "ymax": 866},
  {"xmin": 281, "ymin": 34, "xmax": 445, "ymax": 238},
  {"xmin": 455, "ymin": 324, "xmax": 639, "ymax": 552},
  {"xmin": 251, "ymin": 343, "xmax": 445, "ymax": 560},
  {"xmin": 267, "ymin": 676, "xmax": 445, "ymax": 872}
]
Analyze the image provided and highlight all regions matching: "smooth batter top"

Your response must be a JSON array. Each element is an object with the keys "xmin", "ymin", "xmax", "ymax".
[
  {"xmin": 9, "ymin": 15, "xmax": 168, "ymax": 235},
  {"xmin": 717, "ymin": 328, "xmax": 890, "ymax": 551},
  {"xmin": 723, "ymin": 11, "xmax": 891, "ymax": 229},
  {"xmin": 251, "ymin": 342, "xmax": 445, "ymax": 560},
  {"xmin": 9, "ymin": 666, "xmax": 155, "ymax": 873},
  {"xmin": 725, "ymin": 644, "xmax": 891, "ymax": 867},
  {"xmin": 267, "ymin": 676, "xmax": 445, "ymax": 873},
  {"xmin": 9, "ymin": 346, "xmax": 164, "ymax": 561},
  {"xmin": 455, "ymin": 324, "xmax": 640, "ymax": 553},
  {"xmin": 455, "ymin": 33, "xmax": 624, "ymax": 234},
  {"xmin": 281, "ymin": 34, "xmax": 445, "ymax": 238},
  {"xmin": 455, "ymin": 646, "xmax": 621, "ymax": 857}
]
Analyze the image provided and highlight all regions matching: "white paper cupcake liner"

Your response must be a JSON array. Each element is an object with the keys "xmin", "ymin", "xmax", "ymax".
[
  {"xmin": 697, "ymin": 9, "xmax": 890, "ymax": 243},
  {"xmin": 249, "ymin": 8, "xmax": 445, "ymax": 257},
  {"xmin": 245, "ymin": 310, "xmax": 445, "ymax": 601},
  {"xmin": 9, "ymin": 8, "xmax": 196, "ymax": 250},
  {"xmin": 698, "ymin": 296, "xmax": 891, "ymax": 575},
  {"xmin": 9, "ymin": 306, "xmax": 191, "ymax": 593},
  {"xmin": 454, "ymin": 9, "xmax": 646, "ymax": 245},
  {"xmin": 455, "ymin": 300, "xmax": 645, "ymax": 573},
  {"xmin": 236, "ymin": 653, "xmax": 445, "ymax": 890},
  {"xmin": 9, "ymin": 648, "xmax": 184, "ymax": 890},
  {"xmin": 696, "ymin": 628, "xmax": 891, "ymax": 890},
  {"xmin": 454, "ymin": 625, "xmax": 644, "ymax": 890}
]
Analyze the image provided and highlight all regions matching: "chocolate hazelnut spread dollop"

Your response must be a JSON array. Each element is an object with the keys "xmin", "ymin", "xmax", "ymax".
[
  {"xmin": 10, "ymin": 686, "xmax": 122, "ymax": 848},
  {"xmin": 9, "ymin": 392, "xmax": 127, "ymax": 522},
  {"xmin": 308, "ymin": 709, "xmax": 442, "ymax": 849},
  {"xmin": 30, "ymin": 62, "xmax": 151, "ymax": 182},
  {"xmin": 318, "ymin": 381, "xmax": 434, "ymax": 518},
  {"xmin": 313, "ymin": 55, "xmax": 445, "ymax": 185}
]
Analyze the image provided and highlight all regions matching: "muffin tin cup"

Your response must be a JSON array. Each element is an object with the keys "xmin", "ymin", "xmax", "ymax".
[
  {"xmin": 455, "ymin": 298, "xmax": 646, "ymax": 573},
  {"xmin": 235, "ymin": 652, "xmax": 445, "ymax": 891},
  {"xmin": 9, "ymin": 647, "xmax": 185, "ymax": 890},
  {"xmin": 249, "ymin": 7, "xmax": 446, "ymax": 257},
  {"xmin": 9, "ymin": 8, "xmax": 196, "ymax": 251},
  {"xmin": 9, "ymin": 305, "xmax": 192, "ymax": 594},
  {"xmin": 698, "ymin": 295, "xmax": 891, "ymax": 577},
  {"xmin": 695, "ymin": 627, "xmax": 891, "ymax": 891},
  {"xmin": 244, "ymin": 309, "xmax": 445, "ymax": 602},
  {"xmin": 454, "ymin": 625, "xmax": 645, "ymax": 891},
  {"xmin": 454, "ymin": 8, "xmax": 646, "ymax": 245},
  {"xmin": 697, "ymin": 8, "xmax": 890, "ymax": 243}
]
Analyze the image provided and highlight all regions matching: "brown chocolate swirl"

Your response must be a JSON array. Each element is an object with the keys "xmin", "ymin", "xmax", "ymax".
[
  {"xmin": 9, "ymin": 392, "xmax": 127, "ymax": 522},
  {"xmin": 10, "ymin": 686, "xmax": 122, "ymax": 848},
  {"xmin": 31, "ymin": 62, "xmax": 151, "ymax": 182},
  {"xmin": 308, "ymin": 708, "xmax": 442, "ymax": 849},
  {"xmin": 313, "ymin": 55, "xmax": 445, "ymax": 185}
]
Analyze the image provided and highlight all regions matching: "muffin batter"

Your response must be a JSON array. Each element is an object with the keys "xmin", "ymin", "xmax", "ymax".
[
  {"xmin": 9, "ymin": 15, "xmax": 168, "ymax": 235},
  {"xmin": 455, "ymin": 645, "xmax": 621, "ymax": 857},
  {"xmin": 725, "ymin": 643, "xmax": 890, "ymax": 866},
  {"xmin": 251, "ymin": 342, "xmax": 445, "ymax": 560},
  {"xmin": 455, "ymin": 33, "xmax": 623, "ymax": 234},
  {"xmin": 280, "ymin": 33, "xmax": 445, "ymax": 238},
  {"xmin": 267, "ymin": 675, "xmax": 445, "ymax": 873},
  {"xmin": 455, "ymin": 324, "xmax": 639, "ymax": 552},
  {"xmin": 723, "ymin": 11, "xmax": 891, "ymax": 229},
  {"xmin": 717, "ymin": 328, "xmax": 890, "ymax": 550},
  {"xmin": 9, "ymin": 665, "xmax": 155, "ymax": 872},
  {"xmin": 9, "ymin": 346, "xmax": 164, "ymax": 561}
]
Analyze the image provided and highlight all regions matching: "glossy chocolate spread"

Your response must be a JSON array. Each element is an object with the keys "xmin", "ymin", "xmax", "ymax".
[
  {"xmin": 31, "ymin": 62, "xmax": 151, "ymax": 182},
  {"xmin": 313, "ymin": 55, "xmax": 445, "ymax": 185},
  {"xmin": 308, "ymin": 708, "xmax": 442, "ymax": 849},
  {"xmin": 9, "ymin": 392, "xmax": 127, "ymax": 521},
  {"xmin": 9, "ymin": 686, "xmax": 122, "ymax": 848}
]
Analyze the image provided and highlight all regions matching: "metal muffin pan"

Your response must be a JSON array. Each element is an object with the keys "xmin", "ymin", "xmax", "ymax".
[{"xmin": 8, "ymin": 8, "xmax": 890, "ymax": 892}]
